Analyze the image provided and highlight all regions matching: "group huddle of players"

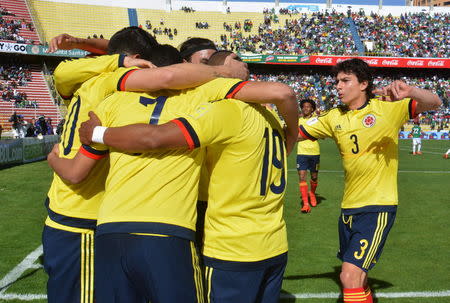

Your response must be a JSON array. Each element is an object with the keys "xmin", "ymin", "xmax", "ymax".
[{"xmin": 43, "ymin": 26, "xmax": 442, "ymax": 303}]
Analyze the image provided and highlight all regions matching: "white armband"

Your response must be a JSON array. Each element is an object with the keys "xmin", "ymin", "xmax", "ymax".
[{"xmin": 92, "ymin": 126, "xmax": 108, "ymax": 144}]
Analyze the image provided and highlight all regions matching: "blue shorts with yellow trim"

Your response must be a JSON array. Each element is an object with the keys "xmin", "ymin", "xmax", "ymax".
[
  {"xmin": 296, "ymin": 155, "xmax": 320, "ymax": 172},
  {"xmin": 203, "ymin": 253, "xmax": 287, "ymax": 303},
  {"xmin": 42, "ymin": 225, "xmax": 95, "ymax": 303},
  {"xmin": 95, "ymin": 233, "xmax": 203, "ymax": 303},
  {"xmin": 337, "ymin": 211, "xmax": 396, "ymax": 272}
]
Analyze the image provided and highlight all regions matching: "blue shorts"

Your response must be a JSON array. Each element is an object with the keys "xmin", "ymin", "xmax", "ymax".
[
  {"xmin": 337, "ymin": 211, "xmax": 396, "ymax": 272},
  {"xmin": 204, "ymin": 253, "xmax": 287, "ymax": 303},
  {"xmin": 42, "ymin": 225, "xmax": 95, "ymax": 303},
  {"xmin": 296, "ymin": 155, "xmax": 320, "ymax": 172},
  {"xmin": 95, "ymin": 233, "xmax": 203, "ymax": 303}
]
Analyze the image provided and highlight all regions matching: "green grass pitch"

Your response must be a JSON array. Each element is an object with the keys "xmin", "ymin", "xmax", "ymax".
[{"xmin": 0, "ymin": 139, "xmax": 449, "ymax": 302}]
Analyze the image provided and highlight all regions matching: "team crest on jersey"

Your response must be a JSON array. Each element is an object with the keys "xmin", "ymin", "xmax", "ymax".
[{"xmin": 362, "ymin": 114, "xmax": 376, "ymax": 128}]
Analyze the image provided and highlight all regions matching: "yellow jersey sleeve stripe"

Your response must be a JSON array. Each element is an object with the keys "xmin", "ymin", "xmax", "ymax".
[
  {"xmin": 172, "ymin": 118, "xmax": 200, "ymax": 149},
  {"xmin": 299, "ymin": 125, "xmax": 317, "ymax": 140},
  {"xmin": 117, "ymin": 68, "xmax": 139, "ymax": 91},
  {"xmin": 409, "ymin": 99, "xmax": 418, "ymax": 119},
  {"xmin": 80, "ymin": 145, "xmax": 109, "ymax": 160},
  {"xmin": 225, "ymin": 80, "xmax": 248, "ymax": 99}
]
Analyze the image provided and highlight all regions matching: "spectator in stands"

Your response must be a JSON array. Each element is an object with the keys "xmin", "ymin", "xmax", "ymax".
[
  {"xmin": 46, "ymin": 117, "xmax": 54, "ymax": 135},
  {"xmin": 35, "ymin": 116, "xmax": 48, "ymax": 136},
  {"xmin": 56, "ymin": 119, "xmax": 65, "ymax": 136},
  {"xmin": 0, "ymin": 123, "xmax": 3, "ymax": 139},
  {"xmin": 25, "ymin": 118, "xmax": 37, "ymax": 137}
]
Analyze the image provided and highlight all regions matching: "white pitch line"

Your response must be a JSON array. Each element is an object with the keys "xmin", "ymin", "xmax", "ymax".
[
  {"xmin": 280, "ymin": 290, "xmax": 450, "ymax": 300},
  {"xmin": 399, "ymin": 147, "xmax": 448, "ymax": 155},
  {"xmin": 0, "ymin": 245, "xmax": 43, "ymax": 293},
  {"xmin": 0, "ymin": 293, "xmax": 46, "ymax": 301}
]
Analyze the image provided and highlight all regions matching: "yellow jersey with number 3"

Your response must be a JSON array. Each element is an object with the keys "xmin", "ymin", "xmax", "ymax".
[{"xmin": 300, "ymin": 98, "xmax": 416, "ymax": 212}]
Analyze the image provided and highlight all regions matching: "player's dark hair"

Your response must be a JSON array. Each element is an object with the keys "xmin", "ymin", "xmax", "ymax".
[
  {"xmin": 148, "ymin": 44, "xmax": 183, "ymax": 67},
  {"xmin": 300, "ymin": 99, "xmax": 316, "ymax": 111},
  {"xmin": 207, "ymin": 50, "xmax": 241, "ymax": 66},
  {"xmin": 107, "ymin": 26, "xmax": 158, "ymax": 60},
  {"xmin": 333, "ymin": 58, "xmax": 374, "ymax": 100},
  {"xmin": 179, "ymin": 37, "xmax": 217, "ymax": 61}
]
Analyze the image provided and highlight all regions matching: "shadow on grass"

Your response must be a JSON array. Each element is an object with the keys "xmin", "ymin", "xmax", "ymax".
[{"xmin": 281, "ymin": 266, "xmax": 393, "ymax": 302}]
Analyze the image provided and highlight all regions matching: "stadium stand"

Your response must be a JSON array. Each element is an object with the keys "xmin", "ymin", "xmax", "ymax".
[
  {"xmin": 29, "ymin": 0, "xmax": 129, "ymax": 43},
  {"xmin": 0, "ymin": 63, "xmax": 59, "ymax": 131},
  {"xmin": 0, "ymin": 0, "xmax": 40, "ymax": 44}
]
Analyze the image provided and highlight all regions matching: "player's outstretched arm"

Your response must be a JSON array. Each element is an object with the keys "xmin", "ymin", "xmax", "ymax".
[
  {"xmin": 47, "ymin": 144, "xmax": 98, "ymax": 184},
  {"xmin": 79, "ymin": 112, "xmax": 189, "ymax": 152},
  {"xmin": 48, "ymin": 33, "xmax": 109, "ymax": 54},
  {"xmin": 373, "ymin": 80, "xmax": 442, "ymax": 114},
  {"xmin": 124, "ymin": 56, "xmax": 249, "ymax": 91},
  {"xmin": 233, "ymin": 81, "xmax": 299, "ymax": 154}
]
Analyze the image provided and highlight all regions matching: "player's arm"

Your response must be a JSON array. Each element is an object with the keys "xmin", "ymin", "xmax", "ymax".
[
  {"xmin": 47, "ymin": 144, "xmax": 99, "ymax": 184},
  {"xmin": 122, "ymin": 53, "xmax": 249, "ymax": 91},
  {"xmin": 54, "ymin": 54, "xmax": 155, "ymax": 100},
  {"xmin": 373, "ymin": 80, "xmax": 442, "ymax": 114},
  {"xmin": 79, "ymin": 112, "xmax": 189, "ymax": 152},
  {"xmin": 48, "ymin": 33, "xmax": 109, "ymax": 54},
  {"xmin": 233, "ymin": 81, "xmax": 299, "ymax": 154}
]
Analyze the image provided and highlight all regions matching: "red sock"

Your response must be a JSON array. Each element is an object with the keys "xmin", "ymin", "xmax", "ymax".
[
  {"xmin": 364, "ymin": 286, "xmax": 373, "ymax": 303},
  {"xmin": 299, "ymin": 181, "xmax": 309, "ymax": 205},
  {"xmin": 310, "ymin": 179, "xmax": 318, "ymax": 193},
  {"xmin": 343, "ymin": 287, "xmax": 366, "ymax": 303}
]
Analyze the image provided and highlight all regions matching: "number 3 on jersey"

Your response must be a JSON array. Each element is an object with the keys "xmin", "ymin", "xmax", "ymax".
[{"xmin": 260, "ymin": 127, "xmax": 286, "ymax": 196}]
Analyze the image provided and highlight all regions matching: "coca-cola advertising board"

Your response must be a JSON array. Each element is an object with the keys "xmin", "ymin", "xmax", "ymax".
[
  {"xmin": 308, "ymin": 56, "xmax": 449, "ymax": 68},
  {"xmin": 238, "ymin": 53, "xmax": 450, "ymax": 69}
]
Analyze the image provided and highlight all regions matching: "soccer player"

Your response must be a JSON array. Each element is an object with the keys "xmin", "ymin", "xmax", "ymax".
[
  {"xmin": 44, "ymin": 28, "xmax": 247, "ymax": 303},
  {"xmin": 179, "ymin": 37, "xmax": 217, "ymax": 64},
  {"xmin": 297, "ymin": 99, "xmax": 320, "ymax": 213},
  {"xmin": 298, "ymin": 58, "xmax": 441, "ymax": 303},
  {"xmin": 48, "ymin": 49, "xmax": 297, "ymax": 303},
  {"xmin": 43, "ymin": 26, "xmax": 159, "ymax": 303},
  {"xmin": 411, "ymin": 120, "xmax": 422, "ymax": 155},
  {"xmin": 49, "ymin": 52, "xmax": 298, "ymax": 302}
]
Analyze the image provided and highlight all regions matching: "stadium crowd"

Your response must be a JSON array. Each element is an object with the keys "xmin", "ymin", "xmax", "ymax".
[
  {"xmin": 220, "ymin": 11, "xmax": 358, "ymax": 55},
  {"xmin": 215, "ymin": 9, "xmax": 449, "ymax": 58},
  {"xmin": 0, "ymin": 63, "xmax": 38, "ymax": 108},
  {"xmin": 0, "ymin": 4, "xmax": 35, "ymax": 44},
  {"xmin": 251, "ymin": 72, "xmax": 449, "ymax": 122},
  {"xmin": 355, "ymin": 12, "xmax": 450, "ymax": 58}
]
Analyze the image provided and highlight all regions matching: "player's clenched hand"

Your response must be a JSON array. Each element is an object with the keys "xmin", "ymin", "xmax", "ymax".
[
  {"xmin": 373, "ymin": 80, "xmax": 413, "ymax": 101},
  {"xmin": 47, "ymin": 143, "xmax": 60, "ymax": 161},
  {"xmin": 224, "ymin": 53, "xmax": 249, "ymax": 80},
  {"xmin": 79, "ymin": 111, "xmax": 102, "ymax": 145},
  {"xmin": 123, "ymin": 57, "xmax": 156, "ymax": 69},
  {"xmin": 47, "ymin": 34, "xmax": 80, "ymax": 53}
]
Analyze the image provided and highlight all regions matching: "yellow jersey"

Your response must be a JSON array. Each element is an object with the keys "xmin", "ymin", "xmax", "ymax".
[
  {"xmin": 83, "ymin": 77, "xmax": 244, "ymax": 240},
  {"xmin": 297, "ymin": 115, "xmax": 320, "ymax": 155},
  {"xmin": 300, "ymin": 98, "xmax": 416, "ymax": 213},
  {"xmin": 47, "ymin": 55, "xmax": 126, "ymax": 230},
  {"xmin": 191, "ymin": 100, "xmax": 288, "ymax": 262}
]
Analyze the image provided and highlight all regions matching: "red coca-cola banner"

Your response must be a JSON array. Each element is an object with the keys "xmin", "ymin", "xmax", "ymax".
[{"xmin": 308, "ymin": 56, "xmax": 450, "ymax": 68}]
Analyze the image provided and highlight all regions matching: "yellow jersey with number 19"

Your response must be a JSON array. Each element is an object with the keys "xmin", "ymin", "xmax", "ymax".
[
  {"xmin": 300, "ymin": 98, "xmax": 416, "ymax": 213},
  {"xmin": 47, "ymin": 55, "xmax": 128, "ymax": 229},
  {"xmin": 185, "ymin": 100, "xmax": 288, "ymax": 263}
]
